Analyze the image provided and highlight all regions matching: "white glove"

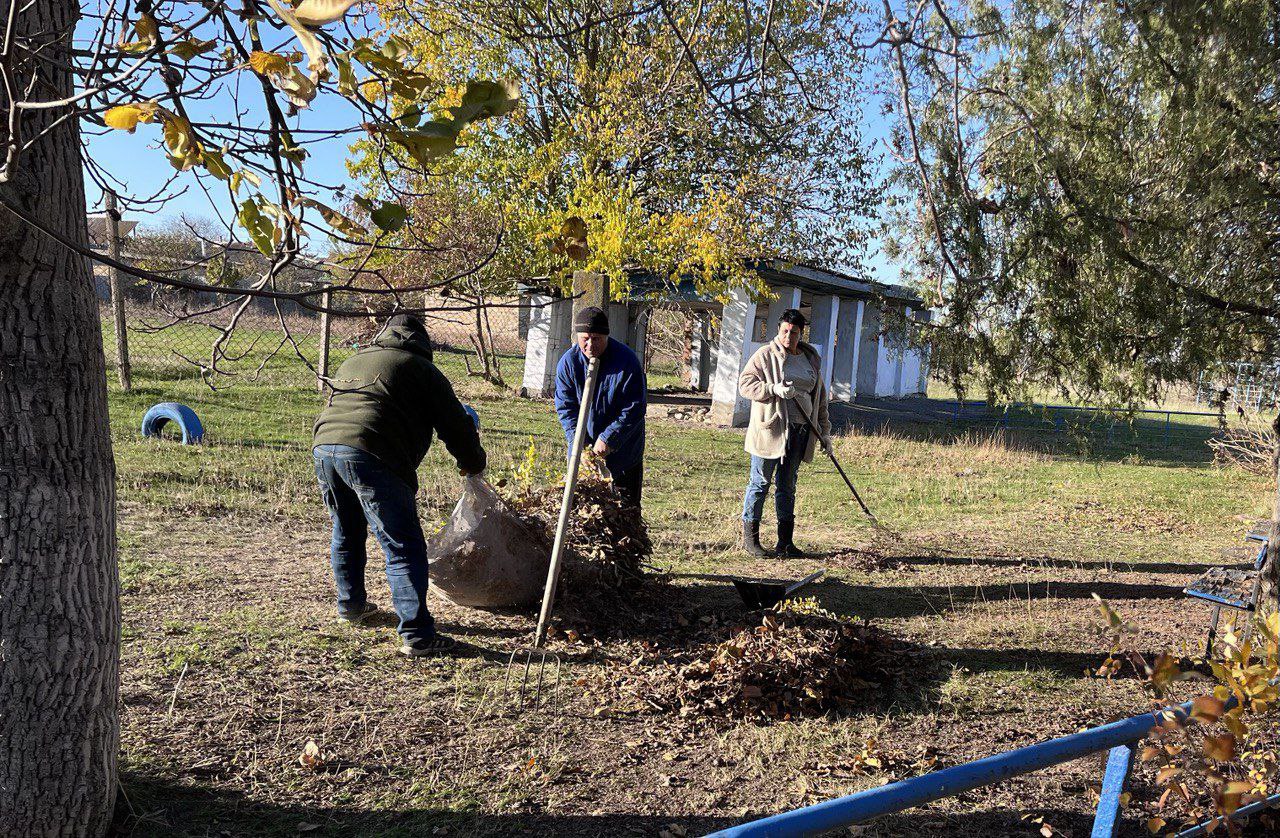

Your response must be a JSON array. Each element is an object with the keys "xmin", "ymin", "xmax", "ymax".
[{"xmin": 771, "ymin": 381, "xmax": 799, "ymax": 400}]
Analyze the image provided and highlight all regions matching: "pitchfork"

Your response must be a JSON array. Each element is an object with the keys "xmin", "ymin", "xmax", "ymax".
[{"xmin": 505, "ymin": 355, "xmax": 601, "ymax": 707}]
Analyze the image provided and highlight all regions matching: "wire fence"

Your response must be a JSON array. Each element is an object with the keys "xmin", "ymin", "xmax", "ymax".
[
  {"xmin": 98, "ymin": 287, "xmax": 530, "ymax": 391},
  {"xmin": 97, "ymin": 279, "xmax": 707, "ymax": 396}
]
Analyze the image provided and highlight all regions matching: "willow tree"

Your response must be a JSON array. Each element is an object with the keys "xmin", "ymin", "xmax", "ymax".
[
  {"xmin": 877, "ymin": 0, "xmax": 1279, "ymax": 607},
  {"xmin": 0, "ymin": 0, "xmax": 520, "ymax": 831},
  {"xmin": 354, "ymin": 0, "xmax": 880, "ymax": 299}
]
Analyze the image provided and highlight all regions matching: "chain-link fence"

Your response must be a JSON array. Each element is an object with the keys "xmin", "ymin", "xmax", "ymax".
[{"xmin": 98, "ymin": 285, "xmax": 528, "ymax": 390}]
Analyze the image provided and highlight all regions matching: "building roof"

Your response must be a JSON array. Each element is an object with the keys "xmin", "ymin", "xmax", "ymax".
[
  {"xmin": 519, "ymin": 260, "xmax": 923, "ymax": 307},
  {"xmin": 753, "ymin": 260, "xmax": 923, "ymax": 305},
  {"xmin": 86, "ymin": 213, "xmax": 138, "ymax": 247}
]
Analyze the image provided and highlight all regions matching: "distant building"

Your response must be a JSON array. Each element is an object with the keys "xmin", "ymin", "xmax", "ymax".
[{"xmin": 519, "ymin": 261, "xmax": 930, "ymax": 427}]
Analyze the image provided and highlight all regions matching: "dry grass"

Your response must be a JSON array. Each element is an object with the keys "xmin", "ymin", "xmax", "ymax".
[{"xmin": 109, "ymin": 376, "xmax": 1274, "ymax": 837}]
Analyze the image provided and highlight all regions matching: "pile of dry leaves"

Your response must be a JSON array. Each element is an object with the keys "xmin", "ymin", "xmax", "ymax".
[
  {"xmin": 501, "ymin": 462, "xmax": 652, "ymax": 593},
  {"xmin": 600, "ymin": 600, "xmax": 900, "ymax": 720}
]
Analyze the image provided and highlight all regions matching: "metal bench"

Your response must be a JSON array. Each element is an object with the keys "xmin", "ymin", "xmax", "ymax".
[{"xmin": 1184, "ymin": 525, "xmax": 1267, "ymax": 657}]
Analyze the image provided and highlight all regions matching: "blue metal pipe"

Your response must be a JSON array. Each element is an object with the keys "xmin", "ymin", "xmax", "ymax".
[
  {"xmin": 1183, "ymin": 589, "xmax": 1253, "ymax": 610},
  {"xmin": 1090, "ymin": 744, "xmax": 1135, "ymax": 838},
  {"xmin": 704, "ymin": 702, "xmax": 1196, "ymax": 838},
  {"xmin": 1175, "ymin": 792, "xmax": 1280, "ymax": 837}
]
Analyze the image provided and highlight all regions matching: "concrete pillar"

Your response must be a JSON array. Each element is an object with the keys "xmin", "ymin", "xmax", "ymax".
[
  {"xmin": 606, "ymin": 303, "xmax": 628, "ymax": 342},
  {"xmin": 875, "ymin": 305, "xmax": 903, "ymax": 397},
  {"xmin": 517, "ymin": 296, "xmax": 531, "ymax": 340},
  {"xmin": 914, "ymin": 310, "xmax": 932, "ymax": 395},
  {"xmin": 690, "ymin": 312, "xmax": 716, "ymax": 391},
  {"xmin": 763, "ymin": 285, "xmax": 802, "ymax": 339},
  {"xmin": 627, "ymin": 304, "xmax": 650, "ymax": 361},
  {"xmin": 572, "ymin": 270, "xmax": 609, "ymax": 319},
  {"xmin": 830, "ymin": 298, "xmax": 862, "ymax": 402},
  {"xmin": 710, "ymin": 288, "xmax": 757, "ymax": 426},
  {"xmin": 856, "ymin": 302, "xmax": 882, "ymax": 397},
  {"xmin": 806, "ymin": 295, "xmax": 839, "ymax": 387},
  {"xmin": 521, "ymin": 295, "xmax": 573, "ymax": 398},
  {"xmin": 896, "ymin": 306, "xmax": 919, "ymax": 397}
]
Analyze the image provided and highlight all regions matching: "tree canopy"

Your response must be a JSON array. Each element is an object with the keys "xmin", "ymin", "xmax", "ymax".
[
  {"xmin": 880, "ymin": 0, "xmax": 1279, "ymax": 407},
  {"xmin": 353, "ymin": 0, "xmax": 881, "ymax": 300}
]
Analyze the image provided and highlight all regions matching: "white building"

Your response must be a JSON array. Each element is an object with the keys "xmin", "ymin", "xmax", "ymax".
[{"xmin": 520, "ymin": 262, "xmax": 931, "ymax": 427}]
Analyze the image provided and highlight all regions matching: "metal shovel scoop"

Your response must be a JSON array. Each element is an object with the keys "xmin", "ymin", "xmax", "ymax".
[{"xmin": 732, "ymin": 570, "xmax": 825, "ymax": 609}]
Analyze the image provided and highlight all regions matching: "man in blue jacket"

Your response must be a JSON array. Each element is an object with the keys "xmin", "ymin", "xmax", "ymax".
[{"xmin": 555, "ymin": 306, "xmax": 647, "ymax": 508}]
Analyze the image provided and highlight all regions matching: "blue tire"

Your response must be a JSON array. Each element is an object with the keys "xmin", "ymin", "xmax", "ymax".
[
  {"xmin": 463, "ymin": 404, "xmax": 480, "ymax": 430},
  {"xmin": 141, "ymin": 402, "xmax": 205, "ymax": 445}
]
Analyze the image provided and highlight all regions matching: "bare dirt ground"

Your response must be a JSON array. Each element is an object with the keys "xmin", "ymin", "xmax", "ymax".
[{"xmin": 110, "ymin": 497, "xmax": 1251, "ymax": 838}]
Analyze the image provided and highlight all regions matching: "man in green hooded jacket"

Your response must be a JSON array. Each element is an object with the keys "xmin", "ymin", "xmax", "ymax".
[{"xmin": 313, "ymin": 313, "xmax": 485, "ymax": 657}]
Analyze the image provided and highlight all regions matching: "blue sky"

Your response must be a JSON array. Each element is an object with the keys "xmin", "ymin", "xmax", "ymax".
[
  {"xmin": 82, "ymin": 15, "xmax": 902, "ymax": 286},
  {"xmin": 83, "ymin": 88, "xmax": 361, "ymax": 233}
]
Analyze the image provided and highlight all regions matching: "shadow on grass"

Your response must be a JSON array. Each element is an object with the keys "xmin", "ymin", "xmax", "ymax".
[
  {"xmin": 893, "ymin": 552, "xmax": 1230, "ymax": 576},
  {"xmin": 925, "ymin": 646, "xmax": 1127, "ymax": 681},
  {"xmin": 814, "ymin": 578, "xmax": 1187, "ymax": 621},
  {"xmin": 112, "ymin": 775, "xmax": 735, "ymax": 838},
  {"xmin": 112, "ymin": 774, "xmax": 1105, "ymax": 838}
]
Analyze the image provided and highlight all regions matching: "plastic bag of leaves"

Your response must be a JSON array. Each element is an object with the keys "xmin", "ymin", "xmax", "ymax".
[
  {"xmin": 615, "ymin": 599, "xmax": 897, "ymax": 720},
  {"xmin": 504, "ymin": 457, "xmax": 652, "ymax": 592},
  {"xmin": 427, "ymin": 476, "xmax": 551, "ymax": 608}
]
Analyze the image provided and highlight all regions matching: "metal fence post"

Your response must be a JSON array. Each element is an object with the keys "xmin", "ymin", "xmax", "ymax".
[
  {"xmin": 1090, "ymin": 742, "xmax": 1136, "ymax": 837},
  {"xmin": 317, "ymin": 285, "xmax": 332, "ymax": 392},
  {"xmin": 104, "ymin": 190, "xmax": 132, "ymax": 390}
]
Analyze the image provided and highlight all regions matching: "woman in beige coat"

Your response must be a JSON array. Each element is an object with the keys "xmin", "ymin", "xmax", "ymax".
[{"xmin": 738, "ymin": 309, "xmax": 833, "ymax": 557}]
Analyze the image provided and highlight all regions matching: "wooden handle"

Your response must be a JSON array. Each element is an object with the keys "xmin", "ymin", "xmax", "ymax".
[{"xmin": 533, "ymin": 356, "xmax": 601, "ymax": 647}]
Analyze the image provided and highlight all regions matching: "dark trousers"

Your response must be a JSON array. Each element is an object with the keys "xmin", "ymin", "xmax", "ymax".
[
  {"xmin": 612, "ymin": 461, "xmax": 643, "ymax": 510},
  {"xmin": 312, "ymin": 443, "xmax": 435, "ymax": 642}
]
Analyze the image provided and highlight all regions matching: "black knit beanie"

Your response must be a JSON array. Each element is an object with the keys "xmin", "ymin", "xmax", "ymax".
[{"xmin": 573, "ymin": 306, "xmax": 609, "ymax": 335}]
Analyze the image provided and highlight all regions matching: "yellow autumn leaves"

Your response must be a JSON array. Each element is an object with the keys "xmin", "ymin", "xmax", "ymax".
[
  {"xmin": 100, "ymin": 5, "xmax": 521, "ymax": 257},
  {"xmin": 248, "ymin": 48, "xmax": 320, "ymax": 110},
  {"xmin": 116, "ymin": 14, "xmax": 159, "ymax": 54},
  {"xmin": 102, "ymin": 102, "xmax": 160, "ymax": 133},
  {"xmin": 372, "ymin": 78, "xmax": 520, "ymax": 168},
  {"xmin": 248, "ymin": 51, "xmax": 292, "ymax": 77},
  {"xmin": 101, "ymin": 103, "xmax": 203, "ymax": 171}
]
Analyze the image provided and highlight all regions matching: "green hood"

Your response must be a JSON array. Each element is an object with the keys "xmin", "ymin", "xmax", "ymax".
[{"xmin": 373, "ymin": 322, "xmax": 433, "ymax": 362}]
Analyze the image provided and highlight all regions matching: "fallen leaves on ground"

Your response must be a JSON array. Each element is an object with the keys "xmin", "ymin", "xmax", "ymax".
[{"xmin": 589, "ymin": 599, "xmax": 901, "ymax": 721}]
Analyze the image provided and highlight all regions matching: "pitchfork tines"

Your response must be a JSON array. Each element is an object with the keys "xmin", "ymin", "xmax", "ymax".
[{"xmin": 504, "ymin": 647, "xmax": 562, "ymax": 709}]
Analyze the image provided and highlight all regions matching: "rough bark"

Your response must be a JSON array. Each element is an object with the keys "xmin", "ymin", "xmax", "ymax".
[
  {"xmin": 0, "ymin": 0, "xmax": 121, "ymax": 834},
  {"xmin": 1264, "ymin": 413, "xmax": 1280, "ymax": 619}
]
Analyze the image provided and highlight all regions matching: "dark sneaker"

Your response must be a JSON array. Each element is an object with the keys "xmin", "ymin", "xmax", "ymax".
[
  {"xmin": 338, "ymin": 602, "xmax": 378, "ymax": 624},
  {"xmin": 399, "ymin": 634, "xmax": 457, "ymax": 658}
]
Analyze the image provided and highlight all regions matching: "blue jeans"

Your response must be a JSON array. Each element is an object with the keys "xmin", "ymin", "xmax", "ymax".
[
  {"xmin": 313, "ymin": 444, "xmax": 435, "ymax": 643},
  {"xmin": 742, "ymin": 424, "xmax": 810, "ymax": 524}
]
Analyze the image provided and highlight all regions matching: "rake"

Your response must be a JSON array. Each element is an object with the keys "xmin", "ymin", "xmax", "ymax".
[
  {"xmin": 505, "ymin": 354, "xmax": 601, "ymax": 708},
  {"xmin": 791, "ymin": 398, "xmax": 881, "ymax": 528}
]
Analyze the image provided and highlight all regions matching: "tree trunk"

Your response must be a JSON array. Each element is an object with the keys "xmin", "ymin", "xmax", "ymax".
[
  {"xmin": 0, "ymin": 0, "xmax": 120, "ymax": 833},
  {"xmin": 1263, "ymin": 413, "xmax": 1280, "ymax": 619}
]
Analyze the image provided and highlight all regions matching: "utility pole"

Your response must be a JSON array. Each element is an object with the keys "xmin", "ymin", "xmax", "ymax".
[{"xmin": 104, "ymin": 190, "xmax": 131, "ymax": 390}]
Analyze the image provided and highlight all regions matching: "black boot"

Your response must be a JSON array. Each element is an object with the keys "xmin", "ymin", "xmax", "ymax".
[
  {"xmin": 776, "ymin": 519, "xmax": 805, "ymax": 558},
  {"xmin": 742, "ymin": 520, "xmax": 768, "ymax": 557}
]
